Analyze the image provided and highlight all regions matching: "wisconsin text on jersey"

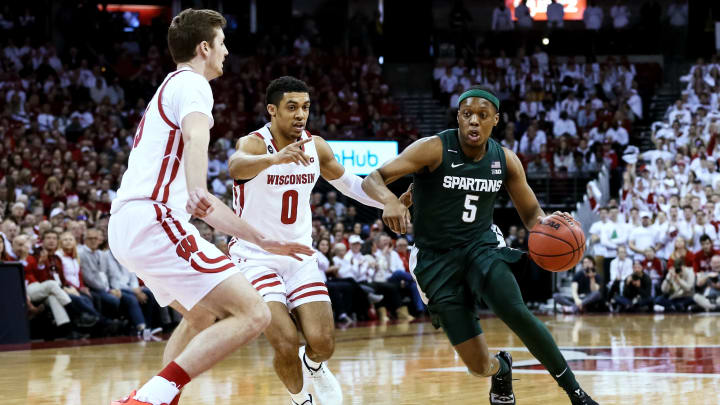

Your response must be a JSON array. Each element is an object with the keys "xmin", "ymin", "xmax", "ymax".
[
  {"xmin": 266, "ymin": 173, "xmax": 317, "ymax": 185},
  {"xmin": 442, "ymin": 176, "xmax": 503, "ymax": 192}
]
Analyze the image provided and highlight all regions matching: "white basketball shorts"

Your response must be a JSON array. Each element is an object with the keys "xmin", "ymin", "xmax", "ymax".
[
  {"xmin": 228, "ymin": 239, "xmax": 329, "ymax": 310},
  {"xmin": 108, "ymin": 201, "xmax": 240, "ymax": 310}
]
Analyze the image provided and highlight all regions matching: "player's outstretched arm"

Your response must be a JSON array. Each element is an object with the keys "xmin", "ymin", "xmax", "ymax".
[
  {"xmin": 314, "ymin": 135, "xmax": 384, "ymax": 209},
  {"xmin": 182, "ymin": 113, "xmax": 314, "ymax": 260},
  {"xmin": 504, "ymin": 148, "xmax": 546, "ymax": 229},
  {"xmin": 362, "ymin": 136, "xmax": 442, "ymax": 234},
  {"xmin": 228, "ymin": 135, "xmax": 312, "ymax": 180}
]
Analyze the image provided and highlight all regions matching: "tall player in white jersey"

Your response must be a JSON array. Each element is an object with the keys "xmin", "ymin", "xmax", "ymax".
[
  {"xmin": 107, "ymin": 10, "xmax": 313, "ymax": 405},
  {"xmin": 228, "ymin": 76, "xmax": 387, "ymax": 405}
]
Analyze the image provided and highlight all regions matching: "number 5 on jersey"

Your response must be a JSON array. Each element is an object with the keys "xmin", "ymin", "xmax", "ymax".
[{"xmin": 462, "ymin": 194, "xmax": 479, "ymax": 223}]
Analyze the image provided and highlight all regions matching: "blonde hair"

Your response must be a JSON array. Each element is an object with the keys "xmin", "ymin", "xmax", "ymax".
[{"xmin": 59, "ymin": 231, "xmax": 78, "ymax": 258}]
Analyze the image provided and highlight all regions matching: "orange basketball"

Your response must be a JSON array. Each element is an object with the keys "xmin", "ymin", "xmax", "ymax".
[{"xmin": 528, "ymin": 214, "xmax": 586, "ymax": 272}]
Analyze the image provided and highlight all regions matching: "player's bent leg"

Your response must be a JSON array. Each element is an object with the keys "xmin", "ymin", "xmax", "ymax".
[
  {"xmin": 480, "ymin": 261, "xmax": 598, "ymax": 405},
  {"xmin": 173, "ymin": 272, "xmax": 271, "ymax": 376},
  {"xmin": 262, "ymin": 301, "xmax": 315, "ymax": 404},
  {"xmin": 162, "ymin": 301, "xmax": 217, "ymax": 366},
  {"xmin": 263, "ymin": 302, "xmax": 304, "ymax": 391},
  {"xmin": 293, "ymin": 301, "xmax": 342, "ymax": 405},
  {"xmin": 294, "ymin": 301, "xmax": 336, "ymax": 361}
]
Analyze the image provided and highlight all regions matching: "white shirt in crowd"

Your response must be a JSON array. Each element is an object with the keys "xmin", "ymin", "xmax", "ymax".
[
  {"xmin": 583, "ymin": 6, "xmax": 604, "ymax": 30},
  {"xmin": 667, "ymin": 1, "xmax": 688, "ymax": 27},
  {"xmin": 553, "ymin": 118, "xmax": 577, "ymax": 137},
  {"xmin": 492, "ymin": 7, "xmax": 514, "ymax": 31},
  {"xmin": 515, "ymin": 3, "xmax": 533, "ymax": 28},
  {"xmin": 600, "ymin": 220, "xmax": 628, "ymax": 258},
  {"xmin": 606, "ymin": 125, "xmax": 629, "ymax": 145},
  {"xmin": 440, "ymin": 73, "xmax": 458, "ymax": 94},
  {"xmin": 610, "ymin": 5, "xmax": 630, "ymax": 29},
  {"xmin": 629, "ymin": 225, "xmax": 657, "ymax": 261},
  {"xmin": 546, "ymin": 2, "xmax": 565, "ymax": 28},
  {"xmin": 609, "ymin": 255, "xmax": 634, "ymax": 286},
  {"xmin": 519, "ymin": 131, "xmax": 547, "ymax": 156}
]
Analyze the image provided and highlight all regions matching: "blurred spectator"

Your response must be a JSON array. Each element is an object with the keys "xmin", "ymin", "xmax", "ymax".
[
  {"xmin": 18, "ymin": 233, "xmax": 76, "ymax": 335},
  {"xmin": 612, "ymin": 260, "xmax": 653, "ymax": 312},
  {"xmin": 641, "ymin": 247, "xmax": 665, "ymax": 295},
  {"xmin": 395, "ymin": 237, "xmax": 410, "ymax": 272},
  {"xmin": 694, "ymin": 255, "xmax": 720, "ymax": 310},
  {"xmin": 667, "ymin": 237, "xmax": 694, "ymax": 270},
  {"xmin": 628, "ymin": 212, "xmax": 656, "ymax": 261},
  {"xmin": 546, "ymin": 0, "xmax": 565, "ymax": 29},
  {"xmin": 654, "ymin": 261, "xmax": 695, "ymax": 312},
  {"xmin": 667, "ymin": 0, "xmax": 688, "ymax": 28},
  {"xmin": 583, "ymin": 1, "xmax": 604, "ymax": 31},
  {"xmin": 607, "ymin": 245, "xmax": 633, "ymax": 300},
  {"xmin": 693, "ymin": 234, "xmax": 719, "ymax": 274},
  {"xmin": 343, "ymin": 234, "xmax": 404, "ymax": 322},
  {"xmin": 610, "ymin": 1, "xmax": 630, "ymax": 29},
  {"xmin": 491, "ymin": 1, "xmax": 514, "ymax": 31},
  {"xmin": 515, "ymin": 0, "xmax": 533, "ymax": 30},
  {"xmin": 553, "ymin": 256, "xmax": 604, "ymax": 313}
]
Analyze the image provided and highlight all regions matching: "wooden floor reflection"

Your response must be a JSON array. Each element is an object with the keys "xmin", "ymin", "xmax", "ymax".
[{"xmin": 2, "ymin": 313, "xmax": 720, "ymax": 404}]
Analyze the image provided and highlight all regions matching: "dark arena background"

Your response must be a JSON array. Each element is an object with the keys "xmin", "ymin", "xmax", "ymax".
[{"xmin": 1, "ymin": 0, "xmax": 720, "ymax": 404}]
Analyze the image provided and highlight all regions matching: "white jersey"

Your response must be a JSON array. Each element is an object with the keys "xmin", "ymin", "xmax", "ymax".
[
  {"xmin": 111, "ymin": 68, "xmax": 214, "ymax": 221},
  {"xmin": 230, "ymin": 124, "xmax": 320, "ymax": 250}
]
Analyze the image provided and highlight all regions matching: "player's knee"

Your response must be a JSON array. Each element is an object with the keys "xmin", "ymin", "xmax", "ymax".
[
  {"xmin": 245, "ymin": 302, "xmax": 271, "ymax": 337},
  {"xmin": 305, "ymin": 327, "xmax": 335, "ymax": 359},
  {"xmin": 273, "ymin": 333, "xmax": 301, "ymax": 361},
  {"xmin": 463, "ymin": 350, "xmax": 492, "ymax": 377}
]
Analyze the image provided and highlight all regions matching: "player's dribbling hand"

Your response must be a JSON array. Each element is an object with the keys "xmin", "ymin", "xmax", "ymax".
[
  {"xmin": 272, "ymin": 138, "xmax": 313, "ymax": 166},
  {"xmin": 259, "ymin": 239, "xmax": 316, "ymax": 261},
  {"xmin": 187, "ymin": 188, "xmax": 215, "ymax": 218},
  {"xmin": 536, "ymin": 211, "xmax": 573, "ymax": 226},
  {"xmin": 383, "ymin": 199, "xmax": 411, "ymax": 235}
]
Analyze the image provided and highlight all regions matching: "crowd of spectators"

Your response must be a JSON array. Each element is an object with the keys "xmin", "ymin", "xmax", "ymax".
[
  {"xmin": 434, "ymin": 47, "xmax": 640, "ymax": 178},
  {"xmin": 487, "ymin": 0, "xmax": 686, "ymax": 33},
  {"xmin": 0, "ymin": 4, "xmax": 427, "ymax": 340},
  {"xmin": 573, "ymin": 57, "xmax": 720, "ymax": 314}
]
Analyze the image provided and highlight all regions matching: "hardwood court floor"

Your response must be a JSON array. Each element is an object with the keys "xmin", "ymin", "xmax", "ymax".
[{"xmin": 2, "ymin": 313, "xmax": 719, "ymax": 404}]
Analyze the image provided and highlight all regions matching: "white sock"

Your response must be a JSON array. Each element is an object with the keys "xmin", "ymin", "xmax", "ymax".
[
  {"xmin": 303, "ymin": 352, "xmax": 322, "ymax": 370},
  {"xmin": 289, "ymin": 383, "xmax": 310, "ymax": 404},
  {"xmin": 134, "ymin": 376, "xmax": 180, "ymax": 405}
]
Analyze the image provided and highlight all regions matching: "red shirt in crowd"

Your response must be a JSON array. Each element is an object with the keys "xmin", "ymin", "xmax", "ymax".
[
  {"xmin": 641, "ymin": 257, "xmax": 664, "ymax": 279},
  {"xmin": 693, "ymin": 249, "xmax": 720, "ymax": 273},
  {"xmin": 667, "ymin": 251, "xmax": 694, "ymax": 270},
  {"xmin": 396, "ymin": 250, "xmax": 410, "ymax": 272}
]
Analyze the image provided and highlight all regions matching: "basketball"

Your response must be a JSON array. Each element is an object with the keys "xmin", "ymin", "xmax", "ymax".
[{"xmin": 529, "ymin": 214, "xmax": 586, "ymax": 272}]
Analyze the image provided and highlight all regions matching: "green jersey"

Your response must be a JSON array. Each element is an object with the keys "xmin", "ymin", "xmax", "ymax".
[{"xmin": 412, "ymin": 129, "xmax": 507, "ymax": 250}]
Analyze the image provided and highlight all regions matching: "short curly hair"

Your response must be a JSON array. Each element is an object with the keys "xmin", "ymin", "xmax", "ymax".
[{"xmin": 265, "ymin": 76, "xmax": 310, "ymax": 106}]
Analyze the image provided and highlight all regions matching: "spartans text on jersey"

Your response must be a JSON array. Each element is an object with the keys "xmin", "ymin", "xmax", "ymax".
[
  {"xmin": 442, "ymin": 176, "xmax": 503, "ymax": 192},
  {"xmin": 267, "ymin": 173, "xmax": 317, "ymax": 185}
]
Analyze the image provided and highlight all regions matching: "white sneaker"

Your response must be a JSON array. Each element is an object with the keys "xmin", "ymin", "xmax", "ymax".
[
  {"xmin": 290, "ymin": 393, "xmax": 314, "ymax": 405},
  {"xmin": 299, "ymin": 345, "xmax": 343, "ymax": 405}
]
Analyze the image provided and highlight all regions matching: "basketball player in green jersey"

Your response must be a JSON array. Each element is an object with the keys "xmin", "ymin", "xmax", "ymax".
[{"xmin": 362, "ymin": 86, "xmax": 599, "ymax": 405}]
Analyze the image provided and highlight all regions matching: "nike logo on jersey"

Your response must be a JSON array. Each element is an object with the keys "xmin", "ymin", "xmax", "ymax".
[
  {"xmin": 451, "ymin": 162, "xmax": 464, "ymax": 168},
  {"xmin": 555, "ymin": 368, "xmax": 568, "ymax": 378},
  {"xmin": 448, "ymin": 149, "xmax": 458, "ymax": 153}
]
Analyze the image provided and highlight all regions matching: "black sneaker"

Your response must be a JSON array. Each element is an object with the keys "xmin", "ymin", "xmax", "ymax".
[
  {"xmin": 489, "ymin": 351, "xmax": 515, "ymax": 404},
  {"xmin": 569, "ymin": 387, "xmax": 598, "ymax": 405}
]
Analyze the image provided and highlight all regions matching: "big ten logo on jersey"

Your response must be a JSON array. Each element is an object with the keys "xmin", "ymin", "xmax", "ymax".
[{"xmin": 268, "ymin": 145, "xmax": 274, "ymax": 154}]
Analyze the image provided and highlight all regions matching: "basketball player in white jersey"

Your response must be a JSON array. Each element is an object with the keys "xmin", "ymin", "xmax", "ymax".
[
  {"xmin": 107, "ymin": 10, "xmax": 314, "ymax": 405},
  {"xmin": 228, "ymin": 76, "xmax": 387, "ymax": 405}
]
